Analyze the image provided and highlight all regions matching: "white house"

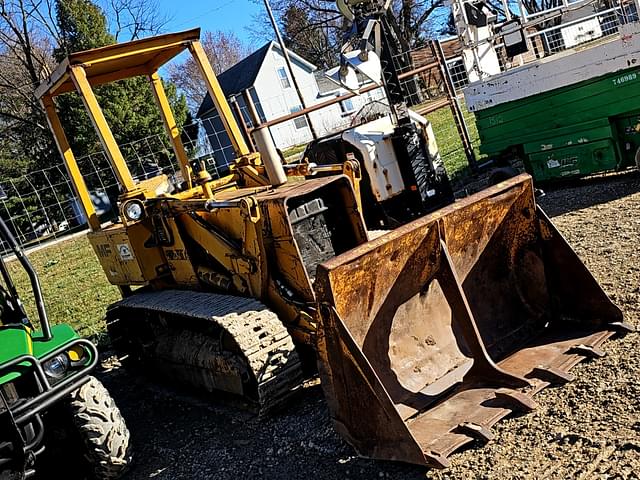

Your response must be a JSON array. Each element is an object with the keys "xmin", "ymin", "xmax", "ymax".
[{"xmin": 196, "ymin": 41, "xmax": 385, "ymax": 173}]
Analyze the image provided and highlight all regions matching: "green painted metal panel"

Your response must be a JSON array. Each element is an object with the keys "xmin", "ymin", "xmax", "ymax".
[
  {"xmin": 0, "ymin": 323, "xmax": 80, "ymax": 384},
  {"xmin": 0, "ymin": 326, "xmax": 32, "ymax": 365},
  {"xmin": 528, "ymin": 139, "xmax": 617, "ymax": 181},
  {"xmin": 613, "ymin": 112, "xmax": 640, "ymax": 167},
  {"xmin": 523, "ymin": 123, "xmax": 614, "ymax": 155},
  {"xmin": 32, "ymin": 324, "xmax": 79, "ymax": 357},
  {"xmin": 473, "ymin": 66, "xmax": 640, "ymax": 180},
  {"xmin": 476, "ymin": 68, "xmax": 640, "ymax": 139}
]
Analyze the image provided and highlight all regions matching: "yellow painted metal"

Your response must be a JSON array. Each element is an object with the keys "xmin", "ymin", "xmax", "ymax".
[
  {"xmin": 235, "ymin": 163, "xmax": 271, "ymax": 188},
  {"xmin": 132, "ymin": 175, "xmax": 172, "ymax": 202},
  {"xmin": 76, "ymin": 40, "xmax": 188, "ymax": 68},
  {"xmin": 35, "ymin": 29, "xmax": 200, "ymax": 98},
  {"xmin": 35, "ymin": 58, "xmax": 71, "ymax": 100},
  {"xmin": 342, "ymin": 160, "xmax": 362, "ymax": 214},
  {"xmin": 88, "ymin": 229, "xmax": 147, "ymax": 284},
  {"xmin": 237, "ymin": 197, "xmax": 264, "ymax": 297},
  {"xmin": 69, "ymin": 65, "xmax": 137, "ymax": 192},
  {"xmin": 179, "ymin": 213, "xmax": 253, "ymax": 294},
  {"xmin": 67, "ymin": 345, "xmax": 84, "ymax": 361},
  {"xmin": 188, "ymin": 40, "xmax": 250, "ymax": 157},
  {"xmin": 161, "ymin": 217, "xmax": 199, "ymax": 286},
  {"xmin": 53, "ymin": 65, "xmax": 150, "ymax": 96},
  {"xmin": 148, "ymin": 71, "xmax": 193, "ymax": 190},
  {"xmin": 88, "ymin": 222, "xmax": 166, "ymax": 285},
  {"xmin": 40, "ymin": 95, "xmax": 101, "ymax": 231}
]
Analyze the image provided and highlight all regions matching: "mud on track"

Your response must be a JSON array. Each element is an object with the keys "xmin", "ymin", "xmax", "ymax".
[{"xmin": 93, "ymin": 172, "xmax": 639, "ymax": 480}]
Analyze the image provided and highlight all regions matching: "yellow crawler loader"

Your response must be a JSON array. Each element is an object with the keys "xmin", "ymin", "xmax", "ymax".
[{"xmin": 36, "ymin": 29, "xmax": 631, "ymax": 468}]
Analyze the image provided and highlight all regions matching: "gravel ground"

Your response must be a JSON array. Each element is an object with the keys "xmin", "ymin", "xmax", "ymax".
[{"xmin": 96, "ymin": 171, "xmax": 639, "ymax": 480}]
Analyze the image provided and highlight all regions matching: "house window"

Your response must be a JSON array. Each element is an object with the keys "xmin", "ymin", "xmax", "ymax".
[
  {"xmin": 340, "ymin": 98, "xmax": 355, "ymax": 114},
  {"xmin": 277, "ymin": 67, "xmax": 291, "ymax": 89},
  {"xmin": 290, "ymin": 106, "xmax": 308, "ymax": 130}
]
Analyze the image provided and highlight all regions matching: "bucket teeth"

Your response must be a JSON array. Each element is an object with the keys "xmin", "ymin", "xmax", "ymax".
[
  {"xmin": 608, "ymin": 321, "xmax": 635, "ymax": 335},
  {"xmin": 569, "ymin": 344, "xmax": 606, "ymax": 359},
  {"xmin": 456, "ymin": 422, "xmax": 494, "ymax": 442},
  {"xmin": 494, "ymin": 388, "xmax": 538, "ymax": 413},
  {"xmin": 530, "ymin": 365, "xmax": 575, "ymax": 385},
  {"xmin": 425, "ymin": 450, "xmax": 450, "ymax": 469}
]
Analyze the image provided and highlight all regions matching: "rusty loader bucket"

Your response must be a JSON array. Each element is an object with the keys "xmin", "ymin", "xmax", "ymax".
[{"xmin": 314, "ymin": 174, "xmax": 631, "ymax": 468}]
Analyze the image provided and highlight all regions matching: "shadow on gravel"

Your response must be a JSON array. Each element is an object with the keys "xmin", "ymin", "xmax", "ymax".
[
  {"xmin": 93, "ymin": 361, "xmax": 429, "ymax": 480},
  {"xmin": 538, "ymin": 170, "xmax": 640, "ymax": 218}
]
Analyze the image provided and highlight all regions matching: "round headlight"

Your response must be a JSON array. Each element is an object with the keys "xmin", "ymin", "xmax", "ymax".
[
  {"xmin": 43, "ymin": 353, "xmax": 70, "ymax": 380},
  {"xmin": 123, "ymin": 200, "xmax": 144, "ymax": 221}
]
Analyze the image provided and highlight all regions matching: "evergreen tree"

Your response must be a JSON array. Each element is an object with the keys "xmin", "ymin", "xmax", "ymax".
[
  {"xmin": 54, "ymin": 0, "xmax": 188, "ymax": 174},
  {"xmin": 55, "ymin": 0, "xmax": 114, "ymax": 58}
]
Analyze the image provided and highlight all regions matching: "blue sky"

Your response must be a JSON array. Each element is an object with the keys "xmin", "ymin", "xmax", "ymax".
[{"xmin": 155, "ymin": 0, "xmax": 266, "ymax": 47}]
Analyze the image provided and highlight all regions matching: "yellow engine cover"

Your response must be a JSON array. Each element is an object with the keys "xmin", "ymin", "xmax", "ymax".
[{"xmin": 88, "ymin": 222, "xmax": 166, "ymax": 285}]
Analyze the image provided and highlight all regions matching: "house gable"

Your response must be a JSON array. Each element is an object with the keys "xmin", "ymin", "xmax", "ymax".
[{"xmin": 196, "ymin": 42, "xmax": 317, "ymax": 118}]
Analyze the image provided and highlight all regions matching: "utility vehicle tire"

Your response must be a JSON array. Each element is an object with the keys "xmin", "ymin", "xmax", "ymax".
[
  {"xmin": 68, "ymin": 376, "xmax": 132, "ymax": 479},
  {"xmin": 488, "ymin": 166, "xmax": 519, "ymax": 186}
]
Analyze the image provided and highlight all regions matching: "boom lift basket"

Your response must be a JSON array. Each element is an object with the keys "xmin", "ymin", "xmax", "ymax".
[{"xmin": 314, "ymin": 174, "xmax": 627, "ymax": 468}]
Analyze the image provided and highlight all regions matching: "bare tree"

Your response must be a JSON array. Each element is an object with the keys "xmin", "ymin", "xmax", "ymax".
[
  {"xmin": 167, "ymin": 30, "xmax": 249, "ymax": 111},
  {"xmin": 0, "ymin": 0, "xmax": 173, "ymax": 175},
  {"xmin": 0, "ymin": 1, "xmax": 60, "ymax": 174},
  {"xmin": 251, "ymin": 0, "xmax": 449, "ymax": 67},
  {"xmin": 280, "ymin": 4, "xmax": 340, "ymax": 68},
  {"xmin": 104, "ymin": 0, "xmax": 170, "ymax": 40},
  {"xmin": 249, "ymin": 0, "xmax": 342, "ymax": 63}
]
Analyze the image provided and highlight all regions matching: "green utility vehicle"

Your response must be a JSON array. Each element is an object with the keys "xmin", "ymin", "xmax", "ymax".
[
  {"xmin": 0, "ymin": 214, "xmax": 131, "ymax": 479},
  {"xmin": 450, "ymin": 0, "xmax": 640, "ymax": 181}
]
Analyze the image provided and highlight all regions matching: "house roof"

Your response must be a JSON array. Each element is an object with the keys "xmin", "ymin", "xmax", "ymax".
[
  {"xmin": 409, "ymin": 37, "xmax": 463, "ymax": 68},
  {"xmin": 197, "ymin": 42, "xmax": 317, "ymax": 118}
]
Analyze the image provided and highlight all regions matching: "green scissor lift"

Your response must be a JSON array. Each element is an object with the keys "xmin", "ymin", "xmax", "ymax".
[
  {"xmin": 472, "ymin": 66, "xmax": 640, "ymax": 181},
  {"xmin": 455, "ymin": 2, "xmax": 640, "ymax": 182}
]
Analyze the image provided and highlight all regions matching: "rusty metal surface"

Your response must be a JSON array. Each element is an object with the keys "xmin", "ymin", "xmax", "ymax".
[{"xmin": 314, "ymin": 174, "xmax": 630, "ymax": 468}]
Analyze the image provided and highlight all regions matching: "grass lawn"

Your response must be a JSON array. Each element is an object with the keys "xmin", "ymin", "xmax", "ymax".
[
  {"xmin": 5, "ymin": 235, "xmax": 120, "ymax": 342},
  {"xmin": 423, "ymin": 100, "xmax": 482, "ymax": 182},
  {"xmin": 281, "ymin": 143, "xmax": 307, "ymax": 160}
]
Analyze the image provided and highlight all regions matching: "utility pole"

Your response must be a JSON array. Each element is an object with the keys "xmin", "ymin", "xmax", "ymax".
[{"xmin": 263, "ymin": 0, "xmax": 317, "ymax": 139}]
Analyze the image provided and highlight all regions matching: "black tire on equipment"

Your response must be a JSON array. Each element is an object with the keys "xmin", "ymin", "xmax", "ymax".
[
  {"xmin": 488, "ymin": 166, "xmax": 519, "ymax": 186},
  {"xmin": 67, "ymin": 376, "xmax": 132, "ymax": 479}
]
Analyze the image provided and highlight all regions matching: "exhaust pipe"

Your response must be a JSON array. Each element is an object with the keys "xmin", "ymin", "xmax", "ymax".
[{"xmin": 252, "ymin": 126, "xmax": 287, "ymax": 187}]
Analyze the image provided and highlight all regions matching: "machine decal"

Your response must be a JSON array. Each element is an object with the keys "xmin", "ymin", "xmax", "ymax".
[
  {"xmin": 95, "ymin": 243, "xmax": 112, "ymax": 258},
  {"xmin": 165, "ymin": 249, "xmax": 188, "ymax": 261},
  {"xmin": 117, "ymin": 243, "xmax": 134, "ymax": 261},
  {"xmin": 612, "ymin": 72, "xmax": 637, "ymax": 86}
]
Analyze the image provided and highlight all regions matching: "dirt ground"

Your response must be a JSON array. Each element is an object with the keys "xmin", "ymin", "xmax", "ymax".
[{"xmin": 95, "ymin": 171, "xmax": 639, "ymax": 480}]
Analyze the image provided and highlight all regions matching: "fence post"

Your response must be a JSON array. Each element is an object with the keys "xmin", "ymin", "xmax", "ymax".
[
  {"xmin": 431, "ymin": 40, "xmax": 478, "ymax": 171},
  {"xmin": 230, "ymin": 96, "xmax": 255, "ymax": 152}
]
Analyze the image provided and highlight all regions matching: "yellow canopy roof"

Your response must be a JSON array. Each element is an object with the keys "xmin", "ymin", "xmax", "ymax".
[{"xmin": 36, "ymin": 28, "xmax": 200, "ymax": 99}]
